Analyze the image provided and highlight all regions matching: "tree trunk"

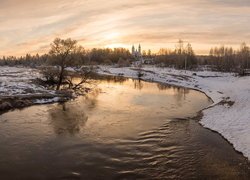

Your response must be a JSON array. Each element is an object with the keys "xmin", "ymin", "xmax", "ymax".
[{"xmin": 57, "ymin": 66, "xmax": 64, "ymax": 90}]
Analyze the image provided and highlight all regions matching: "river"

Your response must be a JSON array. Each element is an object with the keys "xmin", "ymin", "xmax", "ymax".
[{"xmin": 0, "ymin": 77, "xmax": 249, "ymax": 179}]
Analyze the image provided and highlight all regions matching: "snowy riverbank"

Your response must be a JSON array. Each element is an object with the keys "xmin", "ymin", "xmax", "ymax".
[
  {"xmin": 1, "ymin": 65, "xmax": 249, "ymax": 160},
  {"xmin": 0, "ymin": 67, "xmax": 70, "ymax": 111},
  {"xmin": 97, "ymin": 65, "xmax": 250, "ymax": 160}
]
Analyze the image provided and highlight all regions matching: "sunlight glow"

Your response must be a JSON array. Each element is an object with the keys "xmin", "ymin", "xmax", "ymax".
[
  {"xmin": 1, "ymin": 0, "xmax": 250, "ymax": 56},
  {"xmin": 104, "ymin": 32, "xmax": 120, "ymax": 40},
  {"xmin": 104, "ymin": 43, "xmax": 129, "ymax": 49}
]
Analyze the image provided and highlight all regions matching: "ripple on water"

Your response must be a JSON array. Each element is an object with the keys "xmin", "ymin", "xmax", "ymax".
[{"xmin": 0, "ymin": 78, "xmax": 249, "ymax": 179}]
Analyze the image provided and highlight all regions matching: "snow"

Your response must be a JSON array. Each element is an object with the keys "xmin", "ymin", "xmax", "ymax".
[
  {"xmin": 1, "ymin": 65, "xmax": 250, "ymax": 160},
  {"xmin": 65, "ymin": 67, "xmax": 76, "ymax": 72},
  {"xmin": 34, "ymin": 97, "xmax": 61, "ymax": 104},
  {"xmin": 0, "ymin": 66, "xmax": 55, "ymax": 96},
  {"xmin": 97, "ymin": 65, "xmax": 250, "ymax": 160}
]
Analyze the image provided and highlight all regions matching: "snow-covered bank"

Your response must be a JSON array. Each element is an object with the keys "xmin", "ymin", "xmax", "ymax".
[
  {"xmin": 1, "ymin": 66, "xmax": 249, "ymax": 160},
  {"xmin": 0, "ymin": 66, "xmax": 53, "ymax": 96},
  {"xmin": 0, "ymin": 66, "xmax": 70, "ymax": 109},
  {"xmin": 97, "ymin": 65, "xmax": 250, "ymax": 160}
]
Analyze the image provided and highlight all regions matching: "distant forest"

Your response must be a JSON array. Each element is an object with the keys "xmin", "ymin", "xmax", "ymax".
[{"xmin": 1, "ymin": 39, "xmax": 250, "ymax": 73}]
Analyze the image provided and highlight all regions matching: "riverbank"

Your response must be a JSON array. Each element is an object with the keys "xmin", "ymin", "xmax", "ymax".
[
  {"xmin": 1, "ymin": 65, "xmax": 249, "ymax": 160},
  {"xmin": 1, "ymin": 77, "xmax": 249, "ymax": 179},
  {"xmin": 97, "ymin": 65, "xmax": 250, "ymax": 160},
  {"xmin": 0, "ymin": 67, "xmax": 72, "ymax": 113}
]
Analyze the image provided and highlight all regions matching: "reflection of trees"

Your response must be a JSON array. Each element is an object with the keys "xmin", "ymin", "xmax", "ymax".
[
  {"xmin": 173, "ymin": 87, "xmax": 190, "ymax": 103},
  {"xmin": 157, "ymin": 83, "xmax": 191, "ymax": 103},
  {"xmin": 48, "ymin": 88, "xmax": 101, "ymax": 135},
  {"xmin": 133, "ymin": 79, "xmax": 143, "ymax": 90},
  {"xmin": 157, "ymin": 83, "xmax": 190, "ymax": 97},
  {"xmin": 172, "ymin": 86, "xmax": 190, "ymax": 94},
  {"xmin": 157, "ymin": 83, "xmax": 172, "ymax": 91},
  {"xmin": 90, "ymin": 74, "xmax": 128, "ymax": 84},
  {"xmin": 83, "ymin": 88, "xmax": 100, "ymax": 109},
  {"xmin": 49, "ymin": 103, "xmax": 88, "ymax": 135},
  {"xmin": 105, "ymin": 76, "xmax": 127, "ymax": 84}
]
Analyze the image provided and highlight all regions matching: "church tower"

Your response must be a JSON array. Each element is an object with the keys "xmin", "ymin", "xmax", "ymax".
[
  {"xmin": 132, "ymin": 45, "xmax": 135, "ymax": 55},
  {"xmin": 138, "ymin": 44, "xmax": 141, "ymax": 55}
]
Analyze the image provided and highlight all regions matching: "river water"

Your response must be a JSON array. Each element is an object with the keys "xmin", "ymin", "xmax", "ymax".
[{"xmin": 0, "ymin": 77, "xmax": 249, "ymax": 179}]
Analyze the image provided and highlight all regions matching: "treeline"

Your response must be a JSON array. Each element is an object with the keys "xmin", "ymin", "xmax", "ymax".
[
  {"xmin": 1, "ymin": 38, "xmax": 250, "ymax": 73},
  {"xmin": 0, "ymin": 47, "xmax": 132, "ymax": 67},
  {"xmin": 204, "ymin": 43, "xmax": 250, "ymax": 72},
  {"xmin": 0, "ymin": 54, "xmax": 48, "ymax": 67},
  {"xmin": 153, "ymin": 41, "xmax": 250, "ymax": 72},
  {"xmin": 155, "ymin": 40, "xmax": 197, "ymax": 69}
]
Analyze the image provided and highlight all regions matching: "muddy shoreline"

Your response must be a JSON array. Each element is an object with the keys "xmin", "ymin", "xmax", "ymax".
[{"xmin": 0, "ymin": 92, "xmax": 72, "ymax": 114}]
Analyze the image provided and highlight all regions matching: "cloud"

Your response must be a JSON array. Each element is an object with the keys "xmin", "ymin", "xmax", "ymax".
[{"xmin": 0, "ymin": 0, "xmax": 250, "ymax": 55}]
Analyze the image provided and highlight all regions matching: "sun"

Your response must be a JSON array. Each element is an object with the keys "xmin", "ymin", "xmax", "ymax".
[
  {"xmin": 104, "ymin": 32, "xmax": 120, "ymax": 40},
  {"xmin": 103, "ymin": 32, "xmax": 127, "ymax": 49}
]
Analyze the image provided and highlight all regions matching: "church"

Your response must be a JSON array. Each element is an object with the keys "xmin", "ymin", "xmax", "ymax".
[{"xmin": 131, "ymin": 44, "xmax": 142, "ymax": 57}]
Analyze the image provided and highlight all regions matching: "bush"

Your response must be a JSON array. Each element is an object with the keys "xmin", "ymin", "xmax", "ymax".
[{"xmin": 117, "ymin": 58, "xmax": 130, "ymax": 67}]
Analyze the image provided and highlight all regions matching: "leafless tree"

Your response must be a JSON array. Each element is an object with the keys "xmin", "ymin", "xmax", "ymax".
[{"xmin": 49, "ymin": 38, "xmax": 82, "ymax": 90}]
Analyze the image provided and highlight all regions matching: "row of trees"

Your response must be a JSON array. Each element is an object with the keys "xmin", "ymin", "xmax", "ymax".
[
  {"xmin": 0, "ymin": 54, "xmax": 48, "ymax": 67},
  {"xmin": 204, "ymin": 43, "xmax": 250, "ymax": 72},
  {"xmin": 154, "ymin": 41, "xmax": 250, "ymax": 72},
  {"xmin": 1, "ymin": 39, "xmax": 250, "ymax": 73},
  {"xmin": 155, "ymin": 40, "xmax": 197, "ymax": 69},
  {"xmin": 0, "ymin": 46, "xmax": 132, "ymax": 67}
]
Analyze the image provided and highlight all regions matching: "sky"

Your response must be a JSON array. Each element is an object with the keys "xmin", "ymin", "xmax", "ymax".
[{"xmin": 1, "ymin": 0, "xmax": 250, "ymax": 56}]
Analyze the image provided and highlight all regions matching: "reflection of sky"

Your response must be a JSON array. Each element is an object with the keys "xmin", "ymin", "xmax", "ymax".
[
  {"xmin": 1, "ymin": 0, "xmax": 250, "ymax": 55},
  {"xmin": 0, "ymin": 78, "xmax": 211, "ymax": 140},
  {"xmin": 96, "ymin": 79, "xmax": 207, "ymax": 112},
  {"xmin": 70, "ymin": 79, "xmax": 211, "ymax": 138}
]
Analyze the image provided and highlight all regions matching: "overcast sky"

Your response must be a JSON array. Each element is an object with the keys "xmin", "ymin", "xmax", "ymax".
[{"xmin": 1, "ymin": 0, "xmax": 250, "ymax": 56}]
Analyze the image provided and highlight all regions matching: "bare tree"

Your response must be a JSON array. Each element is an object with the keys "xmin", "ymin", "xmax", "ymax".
[
  {"xmin": 175, "ymin": 39, "xmax": 185, "ymax": 55},
  {"xmin": 49, "ymin": 38, "xmax": 81, "ymax": 90},
  {"xmin": 239, "ymin": 42, "xmax": 250, "ymax": 69}
]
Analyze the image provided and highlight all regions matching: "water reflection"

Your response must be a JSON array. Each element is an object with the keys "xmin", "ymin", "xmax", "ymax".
[
  {"xmin": 133, "ymin": 79, "xmax": 143, "ymax": 90},
  {"xmin": 49, "ymin": 103, "xmax": 88, "ymax": 135},
  {"xmin": 92, "ymin": 74, "xmax": 127, "ymax": 84},
  {"xmin": 47, "ymin": 77, "xmax": 200, "ymax": 137},
  {"xmin": 157, "ymin": 83, "xmax": 189, "ymax": 94},
  {"xmin": 91, "ymin": 75, "xmax": 191, "ymax": 99},
  {"xmin": 0, "ymin": 77, "xmax": 249, "ymax": 179},
  {"xmin": 83, "ymin": 88, "xmax": 100, "ymax": 109}
]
